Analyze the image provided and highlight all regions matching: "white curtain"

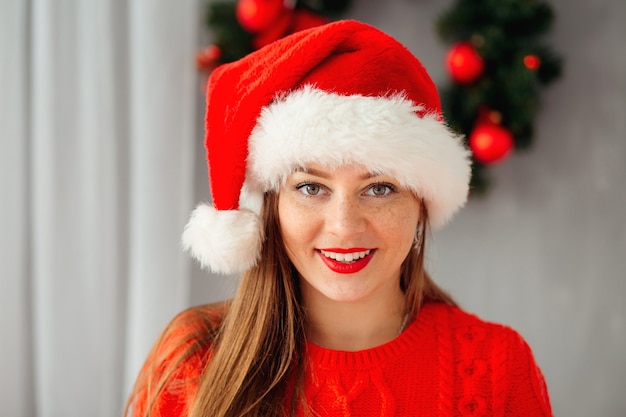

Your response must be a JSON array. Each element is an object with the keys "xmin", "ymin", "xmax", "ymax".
[{"xmin": 0, "ymin": 1, "xmax": 202, "ymax": 416}]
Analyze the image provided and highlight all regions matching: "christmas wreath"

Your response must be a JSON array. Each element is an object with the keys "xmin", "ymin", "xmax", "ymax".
[{"xmin": 437, "ymin": 0, "xmax": 563, "ymax": 194}]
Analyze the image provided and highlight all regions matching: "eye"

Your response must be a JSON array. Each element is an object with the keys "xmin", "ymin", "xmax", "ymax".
[
  {"xmin": 366, "ymin": 183, "xmax": 395, "ymax": 196},
  {"xmin": 296, "ymin": 183, "xmax": 324, "ymax": 196}
]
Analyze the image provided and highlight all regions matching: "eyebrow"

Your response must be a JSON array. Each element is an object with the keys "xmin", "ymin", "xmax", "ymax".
[{"xmin": 295, "ymin": 166, "xmax": 382, "ymax": 180}]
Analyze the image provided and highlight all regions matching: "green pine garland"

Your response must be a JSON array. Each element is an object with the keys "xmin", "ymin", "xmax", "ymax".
[
  {"xmin": 437, "ymin": 0, "xmax": 563, "ymax": 194},
  {"xmin": 205, "ymin": 2, "xmax": 254, "ymax": 64}
]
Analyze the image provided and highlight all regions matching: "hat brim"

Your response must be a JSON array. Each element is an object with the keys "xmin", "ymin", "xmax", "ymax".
[{"xmin": 246, "ymin": 86, "xmax": 471, "ymax": 229}]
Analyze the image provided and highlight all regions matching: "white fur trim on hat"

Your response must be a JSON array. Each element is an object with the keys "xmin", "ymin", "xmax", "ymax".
[
  {"xmin": 182, "ymin": 204, "xmax": 264, "ymax": 274},
  {"xmin": 246, "ymin": 86, "xmax": 472, "ymax": 228}
]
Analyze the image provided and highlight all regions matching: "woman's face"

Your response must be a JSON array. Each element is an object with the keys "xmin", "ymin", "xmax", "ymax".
[{"xmin": 278, "ymin": 163, "xmax": 421, "ymax": 305}]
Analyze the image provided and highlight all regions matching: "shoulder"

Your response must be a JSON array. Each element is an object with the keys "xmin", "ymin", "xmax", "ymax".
[
  {"xmin": 425, "ymin": 302, "xmax": 545, "ymax": 372},
  {"xmin": 449, "ymin": 305, "xmax": 544, "ymax": 368},
  {"xmin": 422, "ymin": 303, "xmax": 553, "ymax": 416},
  {"xmin": 128, "ymin": 301, "xmax": 229, "ymax": 417},
  {"xmin": 162, "ymin": 301, "xmax": 228, "ymax": 347},
  {"xmin": 423, "ymin": 302, "xmax": 534, "ymax": 348},
  {"xmin": 152, "ymin": 301, "xmax": 228, "ymax": 375}
]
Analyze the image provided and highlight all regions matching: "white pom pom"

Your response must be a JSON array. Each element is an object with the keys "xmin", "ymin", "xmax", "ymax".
[{"xmin": 182, "ymin": 204, "xmax": 264, "ymax": 275}]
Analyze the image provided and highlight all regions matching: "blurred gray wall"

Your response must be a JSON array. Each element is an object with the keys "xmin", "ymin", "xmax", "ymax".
[{"xmin": 191, "ymin": 0, "xmax": 626, "ymax": 415}]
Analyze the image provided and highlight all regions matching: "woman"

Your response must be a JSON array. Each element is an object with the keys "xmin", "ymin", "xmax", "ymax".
[{"xmin": 126, "ymin": 20, "xmax": 553, "ymax": 417}]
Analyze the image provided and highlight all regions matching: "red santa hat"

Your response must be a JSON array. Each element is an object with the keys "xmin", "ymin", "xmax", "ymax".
[{"xmin": 183, "ymin": 20, "xmax": 471, "ymax": 274}]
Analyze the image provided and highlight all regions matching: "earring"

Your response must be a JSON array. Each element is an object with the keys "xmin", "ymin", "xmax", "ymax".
[{"xmin": 413, "ymin": 227, "xmax": 423, "ymax": 249}]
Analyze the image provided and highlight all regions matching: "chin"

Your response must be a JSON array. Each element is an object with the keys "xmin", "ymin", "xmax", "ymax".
[{"xmin": 315, "ymin": 282, "xmax": 377, "ymax": 304}]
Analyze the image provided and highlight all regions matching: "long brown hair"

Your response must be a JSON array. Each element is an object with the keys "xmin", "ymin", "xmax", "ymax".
[{"xmin": 126, "ymin": 191, "xmax": 455, "ymax": 417}]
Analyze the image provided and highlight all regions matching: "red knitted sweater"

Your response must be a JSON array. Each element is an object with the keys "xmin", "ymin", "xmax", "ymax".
[{"xmin": 131, "ymin": 303, "xmax": 553, "ymax": 416}]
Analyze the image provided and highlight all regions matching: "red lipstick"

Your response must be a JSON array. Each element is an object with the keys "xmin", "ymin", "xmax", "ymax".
[{"xmin": 317, "ymin": 248, "xmax": 375, "ymax": 274}]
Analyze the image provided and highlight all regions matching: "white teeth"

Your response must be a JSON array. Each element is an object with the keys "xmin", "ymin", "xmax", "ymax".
[{"xmin": 320, "ymin": 249, "xmax": 371, "ymax": 263}]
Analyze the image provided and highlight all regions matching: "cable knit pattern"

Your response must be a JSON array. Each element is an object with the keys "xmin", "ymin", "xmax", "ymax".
[
  {"xmin": 297, "ymin": 304, "xmax": 552, "ymax": 416},
  {"xmin": 435, "ymin": 305, "xmax": 455, "ymax": 416},
  {"xmin": 133, "ymin": 303, "xmax": 553, "ymax": 417}
]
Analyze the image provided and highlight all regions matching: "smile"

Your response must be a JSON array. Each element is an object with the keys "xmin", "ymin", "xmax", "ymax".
[
  {"xmin": 317, "ymin": 248, "xmax": 375, "ymax": 274},
  {"xmin": 319, "ymin": 249, "xmax": 371, "ymax": 262}
]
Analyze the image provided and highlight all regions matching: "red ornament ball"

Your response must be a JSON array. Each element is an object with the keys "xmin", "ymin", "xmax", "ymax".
[
  {"xmin": 477, "ymin": 106, "xmax": 502, "ymax": 125},
  {"xmin": 523, "ymin": 54, "xmax": 542, "ymax": 71},
  {"xmin": 469, "ymin": 123, "xmax": 514, "ymax": 164},
  {"xmin": 446, "ymin": 41, "xmax": 485, "ymax": 84},
  {"xmin": 236, "ymin": 0, "xmax": 285, "ymax": 33},
  {"xmin": 196, "ymin": 45, "xmax": 221, "ymax": 70}
]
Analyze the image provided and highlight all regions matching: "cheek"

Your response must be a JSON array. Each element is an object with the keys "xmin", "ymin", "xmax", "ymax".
[
  {"xmin": 376, "ymin": 201, "xmax": 421, "ymax": 246},
  {"xmin": 278, "ymin": 195, "xmax": 318, "ymax": 253}
]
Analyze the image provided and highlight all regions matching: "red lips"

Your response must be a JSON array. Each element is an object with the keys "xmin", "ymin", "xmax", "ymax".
[{"xmin": 317, "ymin": 248, "xmax": 375, "ymax": 274}]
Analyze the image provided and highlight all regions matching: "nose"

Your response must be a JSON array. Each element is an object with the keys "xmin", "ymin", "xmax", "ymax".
[{"xmin": 325, "ymin": 193, "xmax": 367, "ymax": 239}]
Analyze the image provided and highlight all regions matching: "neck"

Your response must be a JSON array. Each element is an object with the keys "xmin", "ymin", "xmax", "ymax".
[{"xmin": 302, "ymin": 286, "xmax": 407, "ymax": 351}]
